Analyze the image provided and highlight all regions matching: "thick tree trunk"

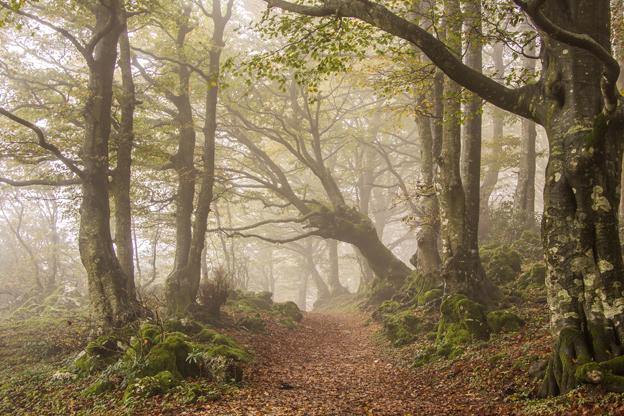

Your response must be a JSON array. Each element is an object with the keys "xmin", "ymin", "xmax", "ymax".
[
  {"xmin": 537, "ymin": 1, "xmax": 624, "ymax": 396},
  {"xmin": 79, "ymin": 1, "xmax": 135, "ymax": 329},
  {"xmin": 311, "ymin": 204, "xmax": 412, "ymax": 290},
  {"xmin": 111, "ymin": 10, "xmax": 137, "ymax": 299}
]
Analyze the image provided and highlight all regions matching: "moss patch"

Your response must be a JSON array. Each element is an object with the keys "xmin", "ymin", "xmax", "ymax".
[
  {"xmin": 273, "ymin": 301, "xmax": 303, "ymax": 322},
  {"xmin": 481, "ymin": 244, "xmax": 522, "ymax": 284},
  {"xmin": 487, "ymin": 310, "xmax": 524, "ymax": 333},
  {"xmin": 437, "ymin": 294, "xmax": 489, "ymax": 348}
]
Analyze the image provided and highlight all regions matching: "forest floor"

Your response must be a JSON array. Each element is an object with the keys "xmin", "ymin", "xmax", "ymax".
[
  {"xmin": 4, "ymin": 305, "xmax": 624, "ymax": 415},
  {"xmin": 196, "ymin": 312, "xmax": 517, "ymax": 416}
]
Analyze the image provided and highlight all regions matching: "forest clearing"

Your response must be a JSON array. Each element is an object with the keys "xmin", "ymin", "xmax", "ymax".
[{"xmin": 3, "ymin": 0, "xmax": 624, "ymax": 415}]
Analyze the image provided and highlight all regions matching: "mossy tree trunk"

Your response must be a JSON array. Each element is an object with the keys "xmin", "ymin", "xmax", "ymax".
[{"xmin": 536, "ymin": 1, "xmax": 624, "ymax": 396}]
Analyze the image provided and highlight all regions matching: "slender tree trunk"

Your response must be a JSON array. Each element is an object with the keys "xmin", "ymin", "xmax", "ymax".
[
  {"xmin": 79, "ymin": 1, "xmax": 136, "ymax": 329},
  {"xmin": 479, "ymin": 43, "xmax": 505, "ymax": 238},
  {"xmin": 513, "ymin": 32, "xmax": 537, "ymax": 223},
  {"xmin": 461, "ymin": 0, "xmax": 483, "ymax": 258},
  {"xmin": 437, "ymin": 0, "xmax": 493, "ymax": 304},
  {"xmin": 111, "ymin": 8, "xmax": 137, "ymax": 299},
  {"xmin": 166, "ymin": 1, "xmax": 232, "ymax": 315}
]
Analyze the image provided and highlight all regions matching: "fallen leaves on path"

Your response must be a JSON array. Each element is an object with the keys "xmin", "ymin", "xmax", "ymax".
[{"xmin": 197, "ymin": 313, "xmax": 518, "ymax": 416}]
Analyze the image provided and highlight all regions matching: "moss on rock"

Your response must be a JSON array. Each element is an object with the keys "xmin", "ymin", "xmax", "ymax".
[
  {"xmin": 437, "ymin": 294, "xmax": 489, "ymax": 348},
  {"xmin": 381, "ymin": 308, "xmax": 421, "ymax": 346},
  {"xmin": 272, "ymin": 301, "xmax": 303, "ymax": 322},
  {"xmin": 74, "ymin": 335, "xmax": 124, "ymax": 376},
  {"xmin": 237, "ymin": 314, "xmax": 266, "ymax": 332},
  {"xmin": 417, "ymin": 289, "xmax": 443, "ymax": 306},
  {"xmin": 163, "ymin": 318, "xmax": 205, "ymax": 335},
  {"xmin": 487, "ymin": 310, "xmax": 524, "ymax": 333},
  {"xmin": 123, "ymin": 370, "xmax": 176, "ymax": 403},
  {"xmin": 481, "ymin": 245, "xmax": 522, "ymax": 284}
]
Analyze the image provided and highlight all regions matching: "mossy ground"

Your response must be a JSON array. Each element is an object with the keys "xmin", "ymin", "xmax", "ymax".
[{"xmin": 0, "ymin": 290, "xmax": 303, "ymax": 415}]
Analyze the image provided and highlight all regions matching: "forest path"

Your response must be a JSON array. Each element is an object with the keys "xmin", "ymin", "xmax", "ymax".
[{"xmin": 198, "ymin": 312, "xmax": 509, "ymax": 416}]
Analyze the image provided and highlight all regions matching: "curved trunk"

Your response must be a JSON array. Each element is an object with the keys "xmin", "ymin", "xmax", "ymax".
[{"xmin": 311, "ymin": 204, "xmax": 412, "ymax": 290}]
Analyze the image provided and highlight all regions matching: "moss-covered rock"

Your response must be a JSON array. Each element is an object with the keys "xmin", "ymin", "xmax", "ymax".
[
  {"xmin": 237, "ymin": 314, "xmax": 266, "ymax": 332},
  {"xmin": 74, "ymin": 335, "xmax": 124, "ymax": 376},
  {"xmin": 487, "ymin": 310, "xmax": 524, "ymax": 333},
  {"xmin": 381, "ymin": 308, "xmax": 421, "ymax": 346},
  {"xmin": 83, "ymin": 378, "xmax": 115, "ymax": 396},
  {"xmin": 417, "ymin": 289, "xmax": 443, "ymax": 306},
  {"xmin": 373, "ymin": 300, "xmax": 401, "ymax": 320},
  {"xmin": 123, "ymin": 370, "xmax": 176, "ymax": 403},
  {"xmin": 519, "ymin": 263, "xmax": 546, "ymax": 288},
  {"xmin": 231, "ymin": 292, "xmax": 274, "ymax": 312},
  {"xmin": 481, "ymin": 245, "xmax": 522, "ymax": 284},
  {"xmin": 437, "ymin": 294, "xmax": 489, "ymax": 348},
  {"xmin": 164, "ymin": 318, "xmax": 204, "ymax": 335},
  {"xmin": 272, "ymin": 301, "xmax": 303, "ymax": 322}
]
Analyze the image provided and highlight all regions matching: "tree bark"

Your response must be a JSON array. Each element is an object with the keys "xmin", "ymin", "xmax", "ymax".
[
  {"xmin": 536, "ymin": 1, "xmax": 624, "ymax": 396},
  {"xmin": 479, "ymin": 43, "xmax": 505, "ymax": 238},
  {"xmin": 437, "ymin": 0, "xmax": 493, "ymax": 304},
  {"xmin": 327, "ymin": 239, "xmax": 349, "ymax": 295},
  {"xmin": 111, "ymin": 7, "xmax": 137, "ymax": 299},
  {"xmin": 165, "ymin": 0, "xmax": 233, "ymax": 315},
  {"xmin": 79, "ymin": 0, "xmax": 136, "ymax": 329},
  {"xmin": 461, "ymin": 0, "xmax": 483, "ymax": 259},
  {"xmin": 513, "ymin": 31, "xmax": 537, "ymax": 222}
]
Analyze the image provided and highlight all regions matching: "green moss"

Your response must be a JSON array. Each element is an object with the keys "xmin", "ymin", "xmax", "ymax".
[
  {"xmin": 230, "ymin": 292, "xmax": 274, "ymax": 313},
  {"xmin": 279, "ymin": 317, "xmax": 297, "ymax": 329},
  {"xmin": 487, "ymin": 310, "xmax": 524, "ymax": 333},
  {"xmin": 212, "ymin": 333, "xmax": 240, "ymax": 348},
  {"xmin": 437, "ymin": 294, "xmax": 489, "ymax": 348},
  {"xmin": 374, "ymin": 300, "xmax": 401, "ymax": 318},
  {"xmin": 237, "ymin": 314, "xmax": 266, "ymax": 332},
  {"xmin": 203, "ymin": 344, "xmax": 251, "ymax": 363},
  {"xmin": 195, "ymin": 328, "xmax": 219, "ymax": 343},
  {"xmin": 138, "ymin": 323, "xmax": 163, "ymax": 346},
  {"xmin": 481, "ymin": 244, "xmax": 522, "ymax": 284},
  {"xmin": 163, "ymin": 319, "xmax": 204, "ymax": 335},
  {"xmin": 74, "ymin": 336, "xmax": 123, "ymax": 376},
  {"xmin": 142, "ymin": 344, "xmax": 180, "ymax": 378},
  {"xmin": 123, "ymin": 370, "xmax": 176, "ymax": 403},
  {"xmin": 381, "ymin": 308, "xmax": 420, "ymax": 346},
  {"xmin": 83, "ymin": 378, "xmax": 114, "ymax": 396},
  {"xmin": 417, "ymin": 289, "xmax": 443, "ymax": 306},
  {"xmin": 272, "ymin": 301, "xmax": 303, "ymax": 322}
]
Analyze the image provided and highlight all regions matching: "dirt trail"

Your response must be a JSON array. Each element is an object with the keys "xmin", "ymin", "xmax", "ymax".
[{"xmin": 198, "ymin": 313, "xmax": 514, "ymax": 416}]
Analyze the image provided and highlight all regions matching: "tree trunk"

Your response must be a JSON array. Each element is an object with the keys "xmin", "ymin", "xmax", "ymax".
[
  {"xmin": 537, "ymin": 1, "xmax": 624, "ymax": 396},
  {"xmin": 111, "ymin": 8, "xmax": 137, "ymax": 299},
  {"xmin": 79, "ymin": 1, "xmax": 136, "ymax": 329},
  {"xmin": 311, "ymin": 204, "xmax": 412, "ymax": 290},
  {"xmin": 437, "ymin": 0, "xmax": 493, "ymax": 304},
  {"xmin": 327, "ymin": 239, "xmax": 348, "ymax": 295},
  {"xmin": 479, "ymin": 43, "xmax": 505, "ymax": 238},
  {"xmin": 513, "ymin": 32, "xmax": 537, "ymax": 223},
  {"xmin": 166, "ymin": 1, "xmax": 231, "ymax": 315},
  {"xmin": 461, "ymin": 0, "xmax": 483, "ymax": 260}
]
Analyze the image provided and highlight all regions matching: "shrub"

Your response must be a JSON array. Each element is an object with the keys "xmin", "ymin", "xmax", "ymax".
[{"xmin": 198, "ymin": 267, "xmax": 231, "ymax": 318}]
